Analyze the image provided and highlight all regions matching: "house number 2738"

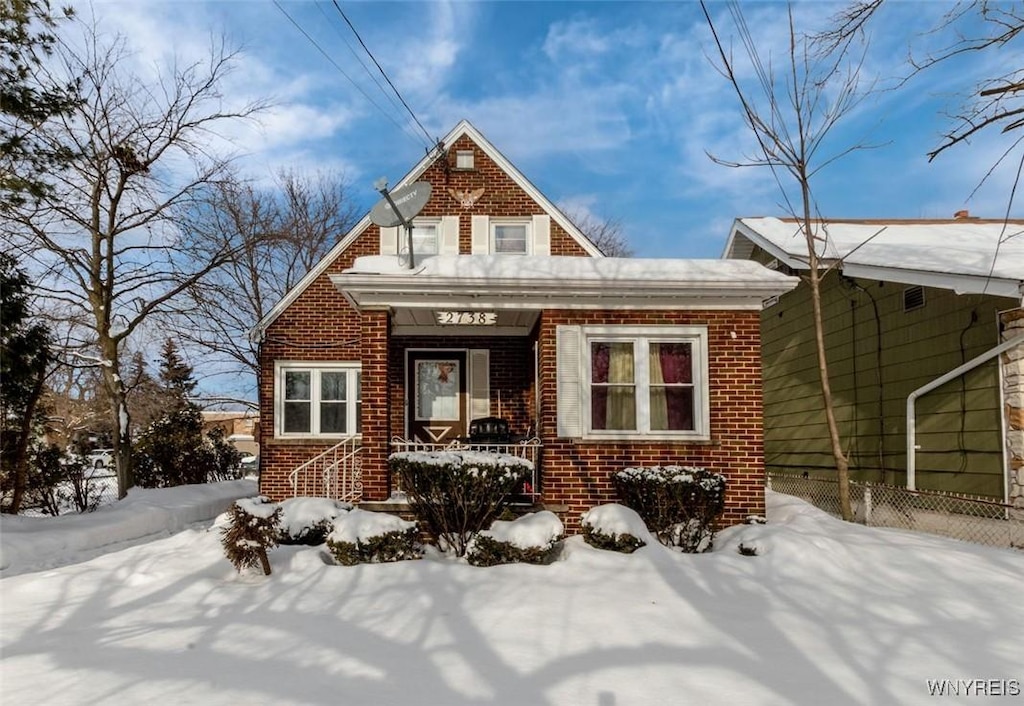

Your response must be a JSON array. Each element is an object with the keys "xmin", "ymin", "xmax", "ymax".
[{"xmin": 434, "ymin": 311, "xmax": 498, "ymax": 326}]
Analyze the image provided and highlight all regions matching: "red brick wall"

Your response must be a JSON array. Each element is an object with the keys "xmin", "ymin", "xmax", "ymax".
[
  {"xmin": 257, "ymin": 131, "xmax": 592, "ymax": 501},
  {"xmin": 420, "ymin": 134, "xmax": 590, "ymax": 257},
  {"xmin": 257, "ymin": 228, "xmax": 376, "ymax": 501},
  {"xmin": 536, "ymin": 309, "xmax": 766, "ymax": 532},
  {"xmin": 360, "ymin": 309, "xmax": 391, "ymax": 500}
]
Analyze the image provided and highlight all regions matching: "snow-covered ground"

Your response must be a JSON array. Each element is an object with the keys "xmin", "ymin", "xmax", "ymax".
[{"xmin": 1, "ymin": 488, "xmax": 1021, "ymax": 705}]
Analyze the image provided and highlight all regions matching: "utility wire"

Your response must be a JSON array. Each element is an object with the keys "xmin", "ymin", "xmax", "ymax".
[
  {"xmin": 330, "ymin": 0, "xmax": 437, "ymax": 150},
  {"xmin": 314, "ymin": 2, "xmax": 409, "ymax": 128},
  {"xmin": 272, "ymin": 0, "xmax": 420, "ymax": 148}
]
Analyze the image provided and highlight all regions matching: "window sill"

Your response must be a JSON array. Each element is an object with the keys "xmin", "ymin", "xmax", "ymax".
[
  {"xmin": 268, "ymin": 435, "xmax": 362, "ymax": 446},
  {"xmin": 574, "ymin": 434, "xmax": 715, "ymax": 445}
]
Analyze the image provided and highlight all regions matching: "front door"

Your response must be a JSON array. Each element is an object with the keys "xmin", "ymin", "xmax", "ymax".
[{"xmin": 408, "ymin": 351, "xmax": 467, "ymax": 443}]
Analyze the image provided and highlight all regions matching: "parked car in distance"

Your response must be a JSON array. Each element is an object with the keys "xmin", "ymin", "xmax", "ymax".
[
  {"xmin": 86, "ymin": 448, "xmax": 114, "ymax": 469},
  {"xmin": 238, "ymin": 455, "xmax": 258, "ymax": 476}
]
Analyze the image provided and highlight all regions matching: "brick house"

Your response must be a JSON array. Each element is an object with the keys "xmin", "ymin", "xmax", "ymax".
[{"xmin": 251, "ymin": 121, "xmax": 796, "ymax": 531}]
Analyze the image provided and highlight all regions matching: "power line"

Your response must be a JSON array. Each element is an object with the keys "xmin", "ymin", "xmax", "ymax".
[
  {"xmin": 330, "ymin": 0, "xmax": 437, "ymax": 150},
  {"xmin": 313, "ymin": 2, "xmax": 408, "ymax": 127},
  {"xmin": 271, "ymin": 0, "xmax": 422, "ymax": 148}
]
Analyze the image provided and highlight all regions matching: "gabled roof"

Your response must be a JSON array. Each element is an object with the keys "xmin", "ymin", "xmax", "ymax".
[
  {"xmin": 724, "ymin": 217, "xmax": 1024, "ymax": 299},
  {"xmin": 251, "ymin": 120, "xmax": 604, "ymax": 342}
]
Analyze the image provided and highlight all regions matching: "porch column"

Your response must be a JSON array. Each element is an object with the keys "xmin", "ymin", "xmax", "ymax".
[{"xmin": 361, "ymin": 307, "xmax": 391, "ymax": 500}]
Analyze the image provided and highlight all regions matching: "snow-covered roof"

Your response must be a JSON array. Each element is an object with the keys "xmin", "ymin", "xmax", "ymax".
[
  {"xmin": 724, "ymin": 217, "xmax": 1024, "ymax": 298},
  {"xmin": 331, "ymin": 254, "xmax": 797, "ymax": 311}
]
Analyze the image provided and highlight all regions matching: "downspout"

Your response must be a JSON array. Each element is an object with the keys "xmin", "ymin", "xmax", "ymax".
[{"xmin": 906, "ymin": 334, "xmax": 1024, "ymax": 490}]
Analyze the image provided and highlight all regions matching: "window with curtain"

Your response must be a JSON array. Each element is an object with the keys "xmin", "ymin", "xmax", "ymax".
[
  {"xmin": 277, "ymin": 363, "xmax": 361, "ymax": 437},
  {"xmin": 584, "ymin": 330, "xmax": 705, "ymax": 437},
  {"xmin": 491, "ymin": 221, "xmax": 529, "ymax": 254}
]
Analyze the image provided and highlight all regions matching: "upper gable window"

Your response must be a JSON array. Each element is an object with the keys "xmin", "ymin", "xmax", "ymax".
[
  {"xmin": 411, "ymin": 220, "xmax": 438, "ymax": 255},
  {"xmin": 456, "ymin": 150, "xmax": 474, "ymax": 169},
  {"xmin": 492, "ymin": 220, "xmax": 530, "ymax": 254}
]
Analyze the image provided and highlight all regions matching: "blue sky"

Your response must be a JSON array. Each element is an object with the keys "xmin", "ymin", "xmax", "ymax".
[{"xmin": 80, "ymin": 0, "xmax": 1023, "ymax": 260}]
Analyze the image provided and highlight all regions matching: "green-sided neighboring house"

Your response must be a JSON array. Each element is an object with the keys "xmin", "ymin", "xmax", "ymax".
[{"xmin": 724, "ymin": 215, "xmax": 1024, "ymax": 503}]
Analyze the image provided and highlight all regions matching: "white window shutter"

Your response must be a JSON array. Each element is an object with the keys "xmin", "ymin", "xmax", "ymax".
[
  {"xmin": 379, "ymin": 226, "xmax": 398, "ymax": 255},
  {"xmin": 532, "ymin": 214, "xmax": 551, "ymax": 256},
  {"xmin": 471, "ymin": 215, "xmax": 489, "ymax": 254},
  {"xmin": 556, "ymin": 325, "xmax": 582, "ymax": 437},
  {"xmin": 441, "ymin": 216, "xmax": 460, "ymax": 255},
  {"xmin": 469, "ymin": 349, "xmax": 490, "ymax": 421}
]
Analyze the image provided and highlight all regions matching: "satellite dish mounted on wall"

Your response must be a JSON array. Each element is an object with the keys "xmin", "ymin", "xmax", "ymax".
[{"xmin": 370, "ymin": 180, "xmax": 432, "ymax": 269}]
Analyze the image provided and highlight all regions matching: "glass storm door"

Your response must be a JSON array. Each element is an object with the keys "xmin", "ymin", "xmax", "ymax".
[{"xmin": 408, "ymin": 351, "xmax": 467, "ymax": 443}]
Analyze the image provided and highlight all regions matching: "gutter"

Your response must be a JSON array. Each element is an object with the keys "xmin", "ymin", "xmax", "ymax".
[{"xmin": 906, "ymin": 334, "xmax": 1023, "ymax": 491}]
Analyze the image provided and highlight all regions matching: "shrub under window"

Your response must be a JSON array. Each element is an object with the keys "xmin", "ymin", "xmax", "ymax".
[{"xmin": 613, "ymin": 465, "xmax": 725, "ymax": 552}]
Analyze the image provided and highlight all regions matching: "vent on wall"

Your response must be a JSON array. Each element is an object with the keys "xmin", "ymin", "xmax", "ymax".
[{"xmin": 903, "ymin": 285, "xmax": 925, "ymax": 312}]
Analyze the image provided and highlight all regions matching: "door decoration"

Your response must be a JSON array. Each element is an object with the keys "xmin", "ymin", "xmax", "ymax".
[{"xmin": 416, "ymin": 359, "xmax": 460, "ymax": 420}]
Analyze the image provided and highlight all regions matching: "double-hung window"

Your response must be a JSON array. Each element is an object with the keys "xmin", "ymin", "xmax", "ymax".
[
  {"xmin": 277, "ymin": 362, "xmax": 361, "ymax": 437},
  {"xmin": 491, "ymin": 220, "xmax": 529, "ymax": 254},
  {"xmin": 410, "ymin": 220, "xmax": 438, "ymax": 256},
  {"xmin": 562, "ymin": 325, "xmax": 709, "ymax": 440}
]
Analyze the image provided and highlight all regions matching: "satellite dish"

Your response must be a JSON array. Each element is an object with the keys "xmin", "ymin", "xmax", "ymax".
[{"xmin": 369, "ymin": 181, "xmax": 432, "ymax": 228}]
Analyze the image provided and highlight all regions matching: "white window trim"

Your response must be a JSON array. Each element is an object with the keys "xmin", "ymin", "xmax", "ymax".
[
  {"xmin": 490, "ymin": 218, "xmax": 531, "ymax": 255},
  {"xmin": 579, "ymin": 325, "xmax": 710, "ymax": 441},
  {"xmin": 274, "ymin": 361, "xmax": 361, "ymax": 439}
]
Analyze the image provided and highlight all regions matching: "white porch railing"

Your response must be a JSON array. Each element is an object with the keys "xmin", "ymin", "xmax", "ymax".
[
  {"xmin": 289, "ymin": 436, "xmax": 363, "ymax": 503},
  {"xmin": 390, "ymin": 436, "xmax": 542, "ymax": 501}
]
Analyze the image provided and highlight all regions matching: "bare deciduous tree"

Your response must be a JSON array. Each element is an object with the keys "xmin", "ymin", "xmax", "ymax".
[
  {"xmin": 820, "ymin": 2, "xmax": 1024, "ymax": 185},
  {"xmin": 560, "ymin": 206, "xmax": 633, "ymax": 257},
  {"xmin": 6, "ymin": 19, "xmax": 268, "ymax": 497},
  {"xmin": 702, "ymin": 1, "xmax": 875, "ymax": 520},
  {"xmin": 180, "ymin": 169, "xmax": 359, "ymax": 399}
]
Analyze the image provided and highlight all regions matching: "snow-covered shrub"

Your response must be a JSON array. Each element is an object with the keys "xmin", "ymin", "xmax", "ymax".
[
  {"xmin": 389, "ymin": 451, "xmax": 532, "ymax": 557},
  {"xmin": 325, "ymin": 509, "xmax": 422, "ymax": 566},
  {"xmin": 613, "ymin": 466, "xmax": 726, "ymax": 552},
  {"xmin": 277, "ymin": 497, "xmax": 352, "ymax": 545},
  {"xmin": 467, "ymin": 511, "xmax": 564, "ymax": 567},
  {"xmin": 580, "ymin": 503, "xmax": 648, "ymax": 554},
  {"xmin": 221, "ymin": 496, "xmax": 281, "ymax": 575}
]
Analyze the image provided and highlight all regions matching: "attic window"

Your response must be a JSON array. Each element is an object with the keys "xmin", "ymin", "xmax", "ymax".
[
  {"xmin": 903, "ymin": 286, "xmax": 925, "ymax": 312},
  {"xmin": 456, "ymin": 150, "xmax": 474, "ymax": 169}
]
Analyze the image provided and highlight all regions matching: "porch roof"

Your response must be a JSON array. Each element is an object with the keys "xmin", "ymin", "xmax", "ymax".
[{"xmin": 330, "ymin": 255, "xmax": 797, "ymax": 312}]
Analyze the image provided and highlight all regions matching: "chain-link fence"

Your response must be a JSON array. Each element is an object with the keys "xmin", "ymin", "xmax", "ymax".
[
  {"xmin": 768, "ymin": 471, "xmax": 1024, "ymax": 551},
  {"xmin": 19, "ymin": 472, "xmax": 120, "ymax": 517}
]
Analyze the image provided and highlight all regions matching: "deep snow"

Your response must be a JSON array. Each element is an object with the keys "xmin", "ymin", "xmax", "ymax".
[{"xmin": 1, "ymin": 487, "xmax": 1021, "ymax": 705}]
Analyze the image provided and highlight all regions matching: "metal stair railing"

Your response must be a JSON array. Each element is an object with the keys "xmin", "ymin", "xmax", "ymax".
[{"xmin": 289, "ymin": 436, "xmax": 363, "ymax": 502}]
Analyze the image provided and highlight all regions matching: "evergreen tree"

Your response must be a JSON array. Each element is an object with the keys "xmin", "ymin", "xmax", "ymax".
[
  {"xmin": 135, "ymin": 337, "xmax": 240, "ymax": 487},
  {"xmin": 0, "ymin": 0, "xmax": 80, "ymax": 206},
  {"xmin": 124, "ymin": 351, "xmax": 164, "ymax": 431},
  {"xmin": 157, "ymin": 338, "xmax": 197, "ymax": 410},
  {"xmin": 0, "ymin": 252, "xmax": 52, "ymax": 512}
]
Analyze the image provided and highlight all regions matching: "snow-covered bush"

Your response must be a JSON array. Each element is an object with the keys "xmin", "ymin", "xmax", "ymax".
[
  {"xmin": 581, "ymin": 503, "xmax": 649, "ymax": 554},
  {"xmin": 389, "ymin": 451, "xmax": 532, "ymax": 557},
  {"xmin": 467, "ymin": 511, "xmax": 564, "ymax": 567},
  {"xmin": 277, "ymin": 497, "xmax": 352, "ymax": 545},
  {"xmin": 613, "ymin": 466, "xmax": 726, "ymax": 552},
  {"xmin": 325, "ymin": 509, "xmax": 422, "ymax": 566},
  {"xmin": 221, "ymin": 496, "xmax": 281, "ymax": 575}
]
